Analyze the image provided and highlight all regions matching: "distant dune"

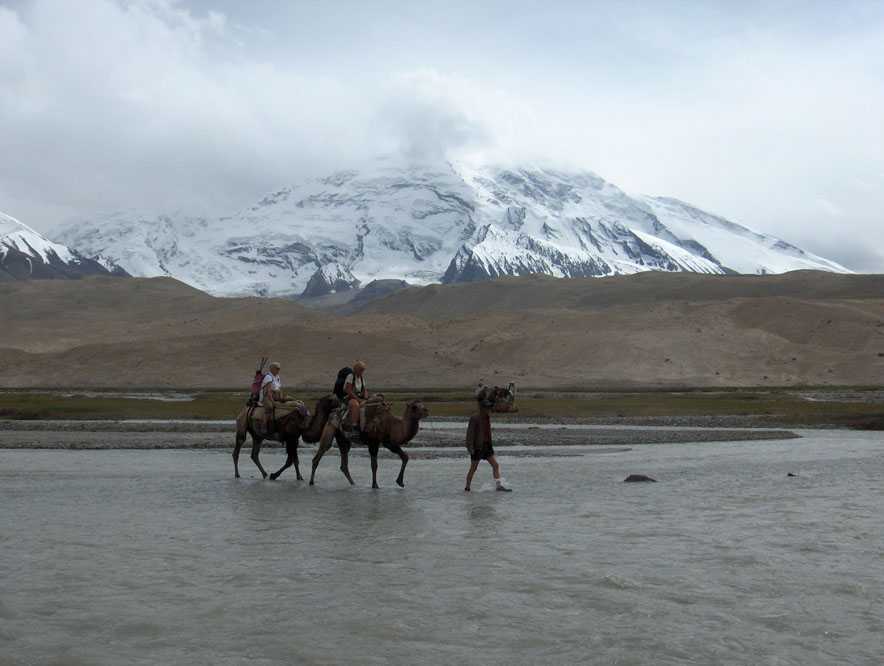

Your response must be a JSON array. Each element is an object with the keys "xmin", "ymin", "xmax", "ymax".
[{"xmin": 1, "ymin": 271, "xmax": 882, "ymax": 388}]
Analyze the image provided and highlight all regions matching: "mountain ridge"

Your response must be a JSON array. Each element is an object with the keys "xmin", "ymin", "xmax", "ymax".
[
  {"xmin": 53, "ymin": 160, "xmax": 849, "ymax": 296},
  {"xmin": 0, "ymin": 211, "xmax": 126, "ymax": 281}
]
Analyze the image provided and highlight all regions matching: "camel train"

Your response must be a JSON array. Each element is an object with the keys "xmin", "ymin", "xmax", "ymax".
[{"xmin": 232, "ymin": 360, "xmax": 516, "ymax": 488}]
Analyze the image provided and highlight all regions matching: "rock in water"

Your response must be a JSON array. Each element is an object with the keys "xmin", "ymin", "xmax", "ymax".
[{"xmin": 624, "ymin": 474, "xmax": 657, "ymax": 483}]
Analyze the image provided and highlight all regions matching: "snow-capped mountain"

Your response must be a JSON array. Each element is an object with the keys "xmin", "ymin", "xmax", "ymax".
[
  {"xmin": 56, "ymin": 160, "xmax": 849, "ymax": 296},
  {"xmin": 0, "ymin": 211, "xmax": 126, "ymax": 281}
]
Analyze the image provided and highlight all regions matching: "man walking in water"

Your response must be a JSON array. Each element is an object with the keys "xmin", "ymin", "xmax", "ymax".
[{"xmin": 465, "ymin": 384, "xmax": 511, "ymax": 492}]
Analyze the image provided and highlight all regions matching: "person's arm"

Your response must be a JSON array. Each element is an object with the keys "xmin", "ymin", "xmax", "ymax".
[
  {"xmin": 262, "ymin": 381, "xmax": 274, "ymax": 406},
  {"xmin": 465, "ymin": 415, "xmax": 478, "ymax": 455},
  {"xmin": 345, "ymin": 381, "xmax": 357, "ymax": 402},
  {"xmin": 345, "ymin": 375, "xmax": 363, "ymax": 402}
]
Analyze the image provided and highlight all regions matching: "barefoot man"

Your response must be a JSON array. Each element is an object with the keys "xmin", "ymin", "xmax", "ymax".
[{"xmin": 465, "ymin": 384, "xmax": 511, "ymax": 492}]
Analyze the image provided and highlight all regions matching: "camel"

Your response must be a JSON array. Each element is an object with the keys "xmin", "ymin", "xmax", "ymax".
[
  {"xmin": 491, "ymin": 383, "xmax": 518, "ymax": 413},
  {"xmin": 310, "ymin": 398, "xmax": 429, "ymax": 488},
  {"xmin": 232, "ymin": 394, "xmax": 352, "ymax": 483}
]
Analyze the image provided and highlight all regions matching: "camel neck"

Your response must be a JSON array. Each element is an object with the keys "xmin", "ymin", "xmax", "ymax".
[
  {"xmin": 402, "ymin": 411, "xmax": 421, "ymax": 441},
  {"xmin": 304, "ymin": 401, "xmax": 331, "ymax": 441}
]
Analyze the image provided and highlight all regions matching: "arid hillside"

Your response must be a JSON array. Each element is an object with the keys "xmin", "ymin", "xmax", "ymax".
[{"xmin": 1, "ymin": 271, "xmax": 882, "ymax": 388}]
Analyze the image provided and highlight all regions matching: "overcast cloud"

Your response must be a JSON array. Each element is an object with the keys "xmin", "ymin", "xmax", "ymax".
[{"xmin": 1, "ymin": 0, "xmax": 882, "ymax": 270}]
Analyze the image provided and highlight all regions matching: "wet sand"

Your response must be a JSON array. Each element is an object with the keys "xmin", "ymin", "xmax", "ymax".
[{"xmin": 0, "ymin": 419, "xmax": 800, "ymax": 449}]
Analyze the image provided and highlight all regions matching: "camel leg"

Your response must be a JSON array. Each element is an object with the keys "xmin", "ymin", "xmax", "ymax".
[
  {"xmin": 233, "ymin": 429, "xmax": 247, "ymax": 479},
  {"xmin": 250, "ymin": 434, "xmax": 268, "ymax": 479},
  {"xmin": 271, "ymin": 438, "xmax": 302, "ymax": 481},
  {"xmin": 386, "ymin": 443, "xmax": 409, "ymax": 488},
  {"xmin": 335, "ymin": 431, "xmax": 355, "ymax": 485},
  {"xmin": 269, "ymin": 454, "xmax": 291, "ymax": 480},
  {"xmin": 309, "ymin": 425, "xmax": 336, "ymax": 486},
  {"xmin": 269, "ymin": 448, "xmax": 292, "ymax": 481},
  {"xmin": 292, "ymin": 443, "xmax": 304, "ymax": 481},
  {"xmin": 369, "ymin": 443, "xmax": 380, "ymax": 489}
]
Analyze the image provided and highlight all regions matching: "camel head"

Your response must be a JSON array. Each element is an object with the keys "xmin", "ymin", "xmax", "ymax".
[
  {"xmin": 476, "ymin": 383, "xmax": 518, "ymax": 412},
  {"xmin": 404, "ymin": 399, "xmax": 430, "ymax": 422}
]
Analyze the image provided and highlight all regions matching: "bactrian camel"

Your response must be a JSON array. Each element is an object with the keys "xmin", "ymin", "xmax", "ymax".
[
  {"xmin": 233, "ymin": 394, "xmax": 351, "ymax": 483},
  {"xmin": 310, "ymin": 399, "xmax": 430, "ymax": 488}
]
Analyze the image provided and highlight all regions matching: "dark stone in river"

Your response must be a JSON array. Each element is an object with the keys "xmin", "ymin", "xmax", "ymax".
[{"xmin": 624, "ymin": 474, "xmax": 657, "ymax": 483}]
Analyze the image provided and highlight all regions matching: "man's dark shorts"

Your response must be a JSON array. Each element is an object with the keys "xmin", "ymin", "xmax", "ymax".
[{"xmin": 471, "ymin": 444, "xmax": 495, "ymax": 462}]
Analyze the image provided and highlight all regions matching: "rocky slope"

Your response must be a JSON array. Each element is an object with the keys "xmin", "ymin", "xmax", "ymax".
[{"xmin": 1, "ymin": 271, "xmax": 881, "ymax": 388}]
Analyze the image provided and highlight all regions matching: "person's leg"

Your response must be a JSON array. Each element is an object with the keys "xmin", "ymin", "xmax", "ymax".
[
  {"xmin": 263, "ymin": 404, "xmax": 274, "ymax": 435},
  {"xmin": 487, "ymin": 455, "xmax": 511, "ymax": 491},
  {"xmin": 348, "ymin": 398, "xmax": 360, "ymax": 429},
  {"xmin": 465, "ymin": 459, "xmax": 480, "ymax": 491}
]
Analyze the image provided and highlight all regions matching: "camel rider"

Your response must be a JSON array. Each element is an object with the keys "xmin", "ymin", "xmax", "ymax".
[
  {"xmin": 345, "ymin": 360, "xmax": 368, "ymax": 433},
  {"xmin": 260, "ymin": 361, "xmax": 283, "ymax": 434}
]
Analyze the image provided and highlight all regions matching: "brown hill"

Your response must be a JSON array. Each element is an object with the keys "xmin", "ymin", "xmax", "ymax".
[{"xmin": 1, "ymin": 271, "xmax": 882, "ymax": 388}]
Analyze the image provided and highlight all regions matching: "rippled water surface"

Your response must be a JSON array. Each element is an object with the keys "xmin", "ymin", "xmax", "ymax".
[{"xmin": 1, "ymin": 432, "xmax": 883, "ymax": 665}]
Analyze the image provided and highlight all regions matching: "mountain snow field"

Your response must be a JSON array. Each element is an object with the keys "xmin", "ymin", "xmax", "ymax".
[{"xmin": 33, "ymin": 160, "xmax": 851, "ymax": 296}]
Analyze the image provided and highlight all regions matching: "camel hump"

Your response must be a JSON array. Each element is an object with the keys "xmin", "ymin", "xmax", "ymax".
[{"xmin": 361, "ymin": 397, "xmax": 392, "ymax": 439}]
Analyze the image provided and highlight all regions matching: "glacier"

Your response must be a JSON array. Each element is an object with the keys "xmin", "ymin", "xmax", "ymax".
[{"xmin": 54, "ymin": 159, "xmax": 850, "ymax": 296}]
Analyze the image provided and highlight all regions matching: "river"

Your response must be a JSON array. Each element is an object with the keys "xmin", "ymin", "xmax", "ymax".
[{"xmin": 1, "ymin": 431, "xmax": 882, "ymax": 664}]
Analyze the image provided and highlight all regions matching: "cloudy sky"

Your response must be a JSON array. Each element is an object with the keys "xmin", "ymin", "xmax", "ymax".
[{"xmin": 1, "ymin": 0, "xmax": 882, "ymax": 271}]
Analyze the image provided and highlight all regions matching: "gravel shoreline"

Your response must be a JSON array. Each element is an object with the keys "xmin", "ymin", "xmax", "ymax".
[
  {"xmin": 0, "ymin": 414, "xmax": 833, "ymax": 432},
  {"xmin": 0, "ymin": 420, "xmax": 801, "ymax": 450}
]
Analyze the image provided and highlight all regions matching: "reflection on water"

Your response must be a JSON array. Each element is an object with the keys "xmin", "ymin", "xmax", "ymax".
[{"xmin": 1, "ymin": 432, "xmax": 883, "ymax": 665}]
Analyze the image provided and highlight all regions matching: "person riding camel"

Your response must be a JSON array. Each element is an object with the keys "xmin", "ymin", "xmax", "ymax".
[
  {"xmin": 344, "ymin": 361, "xmax": 369, "ymax": 433},
  {"xmin": 464, "ymin": 383, "xmax": 511, "ymax": 492},
  {"xmin": 259, "ymin": 361, "xmax": 283, "ymax": 434}
]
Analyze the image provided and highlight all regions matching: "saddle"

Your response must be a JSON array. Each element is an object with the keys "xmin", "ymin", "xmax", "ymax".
[
  {"xmin": 274, "ymin": 400, "xmax": 310, "ymax": 423},
  {"xmin": 357, "ymin": 396, "xmax": 390, "ymax": 439},
  {"xmin": 247, "ymin": 400, "xmax": 309, "ymax": 436}
]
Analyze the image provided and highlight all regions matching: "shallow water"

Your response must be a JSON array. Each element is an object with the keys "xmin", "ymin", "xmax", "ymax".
[{"xmin": 1, "ymin": 432, "xmax": 883, "ymax": 665}]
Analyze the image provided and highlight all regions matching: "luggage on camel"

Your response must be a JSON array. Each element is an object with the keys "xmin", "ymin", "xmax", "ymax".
[
  {"xmin": 274, "ymin": 400, "xmax": 310, "ymax": 423},
  {"xmin": 359, "ymin": 395, "xmax": 390, "ymax": 440},
  {"xmin": 249, "ymin": 401, "xmax": 309, "ymax": 439},
  {"xmin": 329, "ymin": 394, "xmax": 390, "ymax": 442},
  {"xmin": 248, "ymin": 357, "xmax": 268, "ymax": 406},
  {"xmin": 333, "ymin": 366, "xmax": 353, "ymax": 401}
]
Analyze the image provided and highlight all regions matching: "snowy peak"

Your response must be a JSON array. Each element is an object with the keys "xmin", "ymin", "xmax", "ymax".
[
  {"xmin": 301, "ymin": 262, "xmax": 361, "ymax": 298},
  {"xmin": 0, "ymin": 210, "xmax": 127, "ymax": 281},
  {"xmin": 1, "ymin": 211, "xmax": 75, "ymax": 264},
  {"xmin": 54, "ymin": 160, "xmax": 850, "ymax": 296}
]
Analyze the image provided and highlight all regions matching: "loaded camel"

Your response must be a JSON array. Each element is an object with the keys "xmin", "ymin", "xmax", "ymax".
[
  {"xmin": 233, "ymin": 394, "xmax": 352, "ymax": 483},
  {"xmin": 310, "ymin": 398, "xmax": 430, "ymax": 488}
]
